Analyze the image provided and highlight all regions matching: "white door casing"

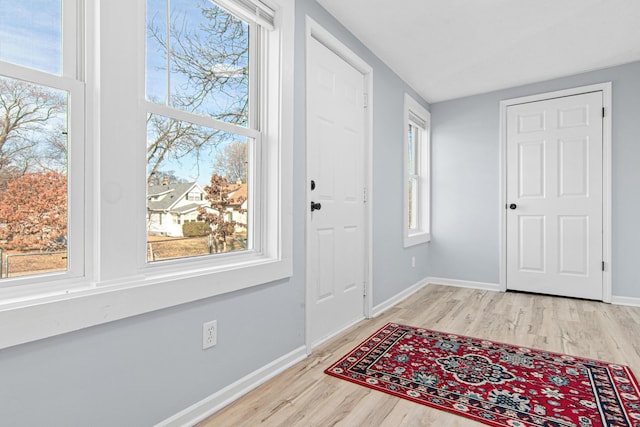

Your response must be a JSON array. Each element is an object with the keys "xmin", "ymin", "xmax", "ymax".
[
  {"xmin": 305, "ymin": 19, "xmax": 372, "ymax": 350},
  {"xmin": 504, "ymin": 90, "xmax": 606, "ymax": 300}
]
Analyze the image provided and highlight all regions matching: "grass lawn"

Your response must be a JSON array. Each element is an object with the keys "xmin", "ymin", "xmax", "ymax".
[
  {"xmin": 1, "ymin": 250, "xmax": 67, "ymax": 278},
  {"xmin": 0, "ymin": 234, "xmax": 247, "ymax": 278},
  {"xmin": 147, "ymin": 234, "xmax": 246, "ymax": 262}
]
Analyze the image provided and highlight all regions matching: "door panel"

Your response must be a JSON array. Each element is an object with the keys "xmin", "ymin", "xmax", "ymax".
[
  {"xmin": 307, "ymin": 36, "xmax": 366, "ymax": 347},
  {"xmin": 559, "ymin": 137, "xmax": 589, "ymax": 196},
  {"xmin": 558, "ymin": 216, "xmax": 588, "ymax": 275},
  {"xmin": 519, "ymin": 216, "xmax": 545, "ymax": 272},
  {"xmin": 518, "ymin": 140, "xmax": 545, "ymax": 198},
  {"xmin": 506, "ymin": 91, "xmax": 603, "ymax": 300}
]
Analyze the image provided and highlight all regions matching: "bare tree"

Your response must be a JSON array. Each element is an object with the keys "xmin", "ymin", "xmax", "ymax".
[
  {"xmin": 212, "ymin": 140, "xmax": 247, "ymax": 183},
  {"xmin": 146, "ymin": 113, "xmax": 217, "ymax": 182},
  {"xmin": 148, "ymin": 169, "xmax": 187, "ymax": 186},
  {"xmin": 0, "ymin": 77, "xmax": 67, "ymax": 185},
  {"xmin": 146, "ymin": 0, "xmax": 249, "ymax": 183}
]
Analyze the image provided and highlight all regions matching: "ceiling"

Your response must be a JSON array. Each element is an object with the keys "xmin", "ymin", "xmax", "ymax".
[{"xmin": 316, "ymin": 0, "xmax": 640, "ymax": 103}]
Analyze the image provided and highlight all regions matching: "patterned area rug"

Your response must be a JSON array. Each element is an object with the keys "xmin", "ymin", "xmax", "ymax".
[{"xmin": 325, "ymin": 323, "xmax": 640, "ymax": 427}]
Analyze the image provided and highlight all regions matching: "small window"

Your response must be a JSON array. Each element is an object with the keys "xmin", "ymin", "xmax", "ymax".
[{"xmin": 403, "ymin": 94, "xmax": 430, "ymax": 247}]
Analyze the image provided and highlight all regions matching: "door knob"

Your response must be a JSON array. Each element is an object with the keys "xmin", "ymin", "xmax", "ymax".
[
  {"xmin": 311, "ymin": 201, "xmax": 322, "ymax": 212},
  {"xmin": 509, "ymin": 203, "xmax": 517, "ymax": 210}
]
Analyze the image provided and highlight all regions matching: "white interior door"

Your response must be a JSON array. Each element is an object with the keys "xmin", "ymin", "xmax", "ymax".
[
  {"xmin": 306, "ymin": 35, "xmax": 366, "ymax": 347},
  {"xmin": 506, "ymin": 91, "xmax": 603, "ymax": 300}
]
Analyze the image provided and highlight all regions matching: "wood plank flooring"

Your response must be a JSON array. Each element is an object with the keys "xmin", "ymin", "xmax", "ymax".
[{"xmin": 198, "ymin": 284, "xmax": 640, "ymax": 426}]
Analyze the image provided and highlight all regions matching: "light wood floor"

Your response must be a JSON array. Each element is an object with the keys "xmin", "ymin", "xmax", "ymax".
[{"xmin": 198, "ymin": 284, "xmax": 640, "ymax": 426}]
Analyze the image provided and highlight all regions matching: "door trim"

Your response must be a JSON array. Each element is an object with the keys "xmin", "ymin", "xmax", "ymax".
[
  {"xmin": 498, "ymin": 83, "xmax": 612, "ymax": 302},
  {"xmin": 304, "ymin": 16, "xmax": 374, "ymax": 353}
]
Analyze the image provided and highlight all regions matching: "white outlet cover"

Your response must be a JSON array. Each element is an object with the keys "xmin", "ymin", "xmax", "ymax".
[{"xmin": 202, "ymin": 320, "xmax": 217, "ymax": 349}]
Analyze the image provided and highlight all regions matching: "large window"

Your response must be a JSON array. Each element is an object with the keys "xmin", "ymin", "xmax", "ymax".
[
  {"xmin": 0, "ymin": 0, "xmax": 293, "ymax": 349},
  {"xmin": 145, "ymin": 0, "xmax": 268, "ymax": 262},
  {"xmin": 0, "ymin": 0, "xmax": 84, "ymax": 281},
  {"xmin": 403, "ymin": 94, "xmax": 430, "ymax": 247}
]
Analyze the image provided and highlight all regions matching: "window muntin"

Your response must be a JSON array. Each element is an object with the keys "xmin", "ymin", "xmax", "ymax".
[
  {"xmin": 145, "ymin": 0, "xmax": 257, "ymax": 263},
  {"xmin": 404, "ymin": 94, "xmax": 430, "ymax": 247}
]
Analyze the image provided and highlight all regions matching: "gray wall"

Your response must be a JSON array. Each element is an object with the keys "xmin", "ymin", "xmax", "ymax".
[
  {"xmin": 0, "ymin": 1, "xmax": 430, "ymax": 426},
  {"xmin": 429, "ymin": 60, "xmax": 640, "ymax": 298}
]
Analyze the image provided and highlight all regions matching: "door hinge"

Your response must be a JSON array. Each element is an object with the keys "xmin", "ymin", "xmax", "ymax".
[
  {"xmin": 602, "ymin": 107, "xmax": 605, "ymax": 118},
  {"xmin": 363, "ymin": 282, "xmax": 367, "ymax": 297},
  {"xmin": 602, "ymin": 261, "xmax": 606, "ymax": 271},
  {"xmin": 363, "ymin": 93, "xmax": 369, "ymax": 109},
  {"xmin": 363, "ymin": 186, "xmax": 368, "ymax": 203}
]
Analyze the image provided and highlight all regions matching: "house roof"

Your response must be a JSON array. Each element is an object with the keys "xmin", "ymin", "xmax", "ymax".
[
  {"xmin": 147, "ymin": 182, "xmax": 201, "ymax": 211},
  {"xmin": 226, "ymin": 183, "xmax": 248, "ymax": 207},
  {"xmin": 171, "ymin": 203, "xmax": 202, "ymax": 214},
  {"xmin": 147, "ymin": 181, "xmax": 248, "ymax": 213}
]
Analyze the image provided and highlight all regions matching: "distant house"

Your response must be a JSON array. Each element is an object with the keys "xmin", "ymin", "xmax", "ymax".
[
  {"xmin": 225, "ymin": 182, "xmax": 248, "ymax": 232},
  {"xmin": 147, "ymin": 182, "xmax": 210, "ymax": 237},
  {"xmin": 147, "ymin": 181, "xmax": 249, "ymax": 237}
]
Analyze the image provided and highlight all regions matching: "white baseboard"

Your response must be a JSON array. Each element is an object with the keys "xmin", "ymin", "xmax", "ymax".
[
  {"xmin": 156, "ymin": 346, "xmax": 307, "ymax": 427},
  {"xmin": 308, "ymin": 315, "xmax": 365, "ymax": 351},
  {"xmin": 371, "ymin": 279, "xmax": 429, "ymax": 318},
  {"xmin": 426, "ymin": 277, "xmax": 501, "ymax": 292},
  {"xmin": 611, "ymin": 295, "xmax": 640, "ymax": 307},
  {"xmin": 427, "ymin": 278, "xmax": 640, "ymax": 307},
  {"xmin": 370, "ymin": 277, "xmax": 501, "ymax": 319}
]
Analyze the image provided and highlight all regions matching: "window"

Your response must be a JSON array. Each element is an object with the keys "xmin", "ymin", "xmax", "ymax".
[
  {"xmin": 0, "ymin": 0, "xmax": 293, "ymax": 349},
  {"xmin": 0, "ymin": 0, "xmax": 84, "ymax": 281},
  {"xmin": 145, "ymin": 0, "xmax": 267, "ymax": 262},
  {"xmin": 403, "ymin": 94, "xmax": 430, "ymax": 247},
  {"xmin": 140, "ymin": 0, "xmax": 291, "ymax": 276},
  {"xmin": 186, "ymin": 192, "xmax": 203, "ymax": 202}
]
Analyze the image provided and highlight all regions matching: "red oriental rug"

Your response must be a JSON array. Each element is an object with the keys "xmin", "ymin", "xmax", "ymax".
[{"xmin": 325, "ymin": 323, "xmax": 640, "ymax": 427}]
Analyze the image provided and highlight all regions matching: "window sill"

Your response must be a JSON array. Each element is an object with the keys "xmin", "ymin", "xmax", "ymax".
[
  {"xmin": 0, "ymin": 255, "xmax": 292, "ymax": 350},
  {"xmin": 404, "ymin": 232, "xmax": 431, "ymax": 248}
]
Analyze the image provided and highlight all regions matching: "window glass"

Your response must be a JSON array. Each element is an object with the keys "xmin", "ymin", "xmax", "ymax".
[
  {"xmin": 146, "ymin": 0, "xmax": 250, "ymax": 126},
  {"xmin": 0, "ymin": 0, "xmax": 62, "ymax": 75},
  {"xmin": 408, "ymin": 177, "xmax": 417, "ymax": 230},
  {"xmin": 0, "ymin": 76, "xmax": 69, "ymax": 277},
  {"xmin": 404, "ymin": 94, "xmax": 430, "ymax": 247},
  {"xmin": 146, "ymin": 0, "xmax": 168, "ymax": 103},
  {"xmin": 407, "ymin": 123, "xmax": 420, "ymax": 230},
  {"xmin": 146, "ymin": 0, "xmax": 255, "ymax": 264},
  {"xmin": 408, "ymin": 124, "xmax": 416, "ymax": 175},
  {"xmin": 146, "ymin": 114, "xmax": 250, "ymax": 262}
]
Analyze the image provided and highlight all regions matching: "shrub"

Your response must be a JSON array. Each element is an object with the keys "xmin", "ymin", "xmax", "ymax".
[{"xmin": 182, "ymin": 221, "xmax": 210, "ymax": 237}]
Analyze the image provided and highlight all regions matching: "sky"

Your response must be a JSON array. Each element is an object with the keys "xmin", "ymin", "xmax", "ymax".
[{"xmin": 0, "ymin": 0, "xmax": 62, "ymax": 75}]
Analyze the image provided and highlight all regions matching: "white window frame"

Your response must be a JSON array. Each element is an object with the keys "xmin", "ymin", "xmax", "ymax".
[
  {"xmin": 0, "ymin": 0, "xmax": 86, "ymax": 299},
  {"xmin": 144, "ymin": 1, "xmax": 262, "ymax": 268},
  {"xmin": 143, "ymin": 0, "xmax": 282, "ymax": 273},
  {"xmin": 403, "ymin": 93, "xmax": 431, "ymax": 247},
  {"xmin": 0, "ymin": 0, "xmax": 294, "ymax": 350}
]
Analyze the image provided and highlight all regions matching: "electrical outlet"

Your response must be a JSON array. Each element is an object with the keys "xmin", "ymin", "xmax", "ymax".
[{"xmin": 202, "ymin": 320, "xmax": 217, "ymax": 350}]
